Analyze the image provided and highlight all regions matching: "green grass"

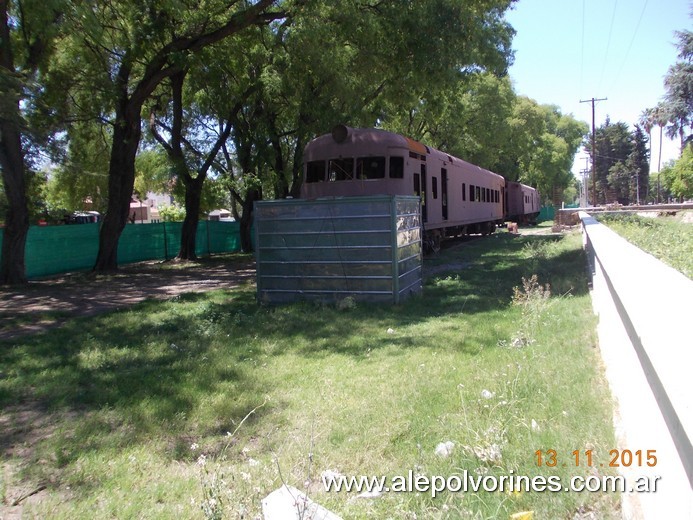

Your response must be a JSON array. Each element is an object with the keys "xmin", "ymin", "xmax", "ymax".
[
  {"xmin": 596, "ymin": 211, "xmax": 693, "ymax": 279},
  {"xmin": 0, "ymin": 310, "xmax": 71, "ymax": 334},
  {"xmin": 0, "ymin": 231, "xmax": 618, "ymax": 519}
]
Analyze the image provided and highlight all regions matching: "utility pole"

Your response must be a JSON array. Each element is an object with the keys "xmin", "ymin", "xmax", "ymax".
[
  {"xmin": 580, "ymin": 97, "xmax": 607, "ymax": 206},
  {"xmin": 581, "ymin": 156, "xmax": 589, "ymax": 207}
]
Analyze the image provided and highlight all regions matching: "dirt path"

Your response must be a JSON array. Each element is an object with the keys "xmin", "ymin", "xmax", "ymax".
[
  {"xmin": 1, "ymin": 227, "xmax": 564, "ymax": 341},
  {"xmin": 0, "ymin": 255, "xmax": 256, "ymax": 341}
]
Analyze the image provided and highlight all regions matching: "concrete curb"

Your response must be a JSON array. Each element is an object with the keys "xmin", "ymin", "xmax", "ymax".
[{"xmin": 581, "ymin": 212, "xmax": 692, "ymax": 519}]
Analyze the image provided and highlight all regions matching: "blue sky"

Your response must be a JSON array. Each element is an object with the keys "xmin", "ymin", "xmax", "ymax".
[{"xmin": 505, "ymin": 0, "xmax": 690, "ymax": 174}]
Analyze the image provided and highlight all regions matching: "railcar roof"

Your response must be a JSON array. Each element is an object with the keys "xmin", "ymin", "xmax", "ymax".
[
  {"xmin": 304, "ymin": 127, "xmax": 419, "ymax": 157},
  {"xmin": 304, "ymin": 126, "xmax": 505, "ymax": 181}
]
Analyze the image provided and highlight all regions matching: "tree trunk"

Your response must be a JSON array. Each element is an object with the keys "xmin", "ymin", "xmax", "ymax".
[
  {"xmin": 289, "ymin": 135, "xmax": 304, "ymax": 198},
  {"xmin": 93, "ymin": 106, "xmax": 141, "ymax": 271},
  {"xmin": 92, "ymin": 0, "xmax": 279, "ymax": 271},
  {"xmin": 239, "ymin": 188, "xmax": 260, "ymax": 253},
  {"xmin": 0, "ymin": 120, "xmax": 29, "ymax": 284},
  {"xmin": 178, "ymin": 178, "xmax": 203, "ymax": 260},
  {"xmin": 0, "ymin": 3, "xmax": 29, "ymax": 284}
]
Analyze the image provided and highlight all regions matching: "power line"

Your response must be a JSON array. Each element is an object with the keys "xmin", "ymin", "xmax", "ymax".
[
  {"xmin": 607, "ymin": 0, "xmax": 649, "ymax": 95},
  {"xmin": 598, "ymin": 0, "xmax": 619, "ymax": 93},
  {"xmin": 580, "ymin": 0, "xmax": 586, "ymax": 96}
]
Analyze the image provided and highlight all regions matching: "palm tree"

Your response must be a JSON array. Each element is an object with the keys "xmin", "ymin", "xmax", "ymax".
[
  {"xmin": 638, "ymin": 107, "xmax": 655, "ymax": 163},
  {"xmin": 653, "ymin": 103, "xmax": 669, "ymax": 173},
  {"xmin": 663, "ymin": 30, "xmax": 693, "ymax": 153}
]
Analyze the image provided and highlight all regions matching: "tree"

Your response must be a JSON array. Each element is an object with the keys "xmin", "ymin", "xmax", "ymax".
[
  {"xmin": 640, "ymin": 103, "xmax": 669, "ymax": 201},
  {"xmin": 667, "ymin": 144, "xmax": 693, "ymax": 200},
  {"xmin": 49, "ymin": 0, "xmax": 284, "ymax": 271},
  {"xmin": 586, "ymin": 119, "xmax": 650, "ymax": 204},
  {"xmin": 133, "ymin": 149, "xmax": 173, "ymax": 201},
  {"xmin": 498, "ymin": 96, "xmax": 548, "ymax": 182},
  {"xmin": 587, "ymin": 119, "xmax": 633, "ymax": 203},
  {"xmin": 630, "ymin": 125, "xmax": 650, "ymax": 203},
  {"xmin": 0, "ymin": 0, "xmax": 64, "ymax": 283},
  {"xmin": 506, "ymin": 101, "xmax": 587, "ymax": 204},
  {"xmin": 149, "ymin": 70, "xmax": 235, "ymax": 260},
  {"xmin": 44, "ymin": 121, "xmax": 110, "ymax": 214},
  {"xmin": 158, "ymin": 203, "xmax": 186, "ymax": 222},
  {"xmin": 383, "ymin": 73, "xmax": 516, "ymax": 172},
  {"xmin": 663, "ymin": 29, "xmax": 693, "ymax": 152},
  {"xmin": 192, "ymin": 0, "xmax": 517, "ymax": 250}
]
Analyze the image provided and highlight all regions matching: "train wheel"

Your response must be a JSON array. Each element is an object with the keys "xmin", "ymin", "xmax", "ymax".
[
  {"xmin": 431, "ymin": 234, "xmax": 441, "ymax": 253},
  {"xmin": 423, "ymin": 232, "xmax": 442, "ymax": 254}
]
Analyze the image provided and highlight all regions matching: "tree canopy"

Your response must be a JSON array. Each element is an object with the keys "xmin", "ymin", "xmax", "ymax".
[
  {"xmin": 661, "ymin": 144, "xmax": 693, "ymax": 201},
  {"xmin": 1, "ymin": 0, "xmax": 594, "ymax": 281},
  {"xmin": 586, "ymin": 118, "xmax": 650, "ymax": 205}
]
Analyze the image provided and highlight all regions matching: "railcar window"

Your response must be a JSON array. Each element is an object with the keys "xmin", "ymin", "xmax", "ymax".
[
  {"xmin": 306, "ymin": 161, "xmax": 326, "ymax": 183},
  {"xmin": 356, "ymin": 156, "xmax": 385, "ymax": 179},
  {"xmin": 481, "ymin": 187, "xmax": 486, "ymax": 202},
  {"xmin": 470, "ymin": 184, "xmax": 475, "ymax": 201},
  {"xmin": 432, "ymin": 177, "xmax": 438, "ymax": 199},
  {"xmin": 486, "ymin": 188, "xmax": 490, "ymax": 202},
  {"xmin": 462, "ymin": 183, "xmax": 466, "ymax": 201},
  {"xmin": 413, "ymin": 173, "xmax": 421, "ymax": 196},
  {"xmin": 475, "ymin": 186, "xmax": 480, "ymax": 202},
  {"xmin": 389, "ymin": 156, "xmax": 404, "ymax": 178},
  {"xmin": 328, "ymin": 158, "xmax": 354, "ymax": 181}
]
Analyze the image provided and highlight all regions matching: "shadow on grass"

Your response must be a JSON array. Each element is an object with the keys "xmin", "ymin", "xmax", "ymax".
[{"xmin": 0, "ymin": 232, "xmax": 590, "ymax": 470}]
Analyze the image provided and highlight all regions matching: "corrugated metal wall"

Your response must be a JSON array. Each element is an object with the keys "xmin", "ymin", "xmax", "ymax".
[{"xmin": 254, "ymin": 195, "xmax": 421, "ymax": 303}]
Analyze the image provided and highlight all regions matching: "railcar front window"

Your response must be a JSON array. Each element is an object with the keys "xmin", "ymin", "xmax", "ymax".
[
  {"xmin": 328, "ymin": 158, "xmax": 354, "ymax": 181},
  {"xmin": 389, "ymin": 156, "xmax": 404, "ymax": 178},
  {"xmin": 356, "ymin": 156, "xmax": 385, "ymax": 179},
  {"xmin": 306, "ymin": 161, "xmax": 326, "ymax": 183}
]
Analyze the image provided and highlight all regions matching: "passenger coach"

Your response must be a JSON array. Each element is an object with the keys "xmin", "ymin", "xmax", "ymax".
[{"xmin": 302, "ymin": 125, "xmax": 537, "ymax": 249}]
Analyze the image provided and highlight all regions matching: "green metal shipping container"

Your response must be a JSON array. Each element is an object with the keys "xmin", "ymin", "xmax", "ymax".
[{"xmin": 254, "ymin": 195, "xmax": 422, "ymax": 304}]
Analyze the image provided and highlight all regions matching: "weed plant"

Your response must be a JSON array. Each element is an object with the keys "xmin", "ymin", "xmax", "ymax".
[
  {"xmin": 0, "ymin": 231, "xmax": 618, "ymax": 519},
  {"xmin": 597, "ymin": 212, "xmax": 693, "ymax": 279}
]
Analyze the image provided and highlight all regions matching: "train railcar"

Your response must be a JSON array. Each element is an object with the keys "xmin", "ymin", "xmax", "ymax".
[
  {"xmin": 505, "ymin": 181, "xmax": 540, "ymax": 224},
  {"xmin": 302, "ymin": 125, "xmax": 507, "ymax": 249}
]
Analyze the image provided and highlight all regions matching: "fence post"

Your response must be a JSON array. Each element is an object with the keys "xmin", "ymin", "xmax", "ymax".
[
  {"xmin": 206, "ymin": 220, "xmax": 211, "ymax": 257},
  {"xmin": 163, "ymin": 221, "xmax": 168, "ymax": 260}
]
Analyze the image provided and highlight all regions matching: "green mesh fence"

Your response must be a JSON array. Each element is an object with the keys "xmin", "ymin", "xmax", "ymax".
[
  {"xmin": 538, "ymin": 206, "xmax": 555, "ymax": 222},
  {"xmin": 0, "ymin": 220, "xmax": 242, "ymax": 279}
]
